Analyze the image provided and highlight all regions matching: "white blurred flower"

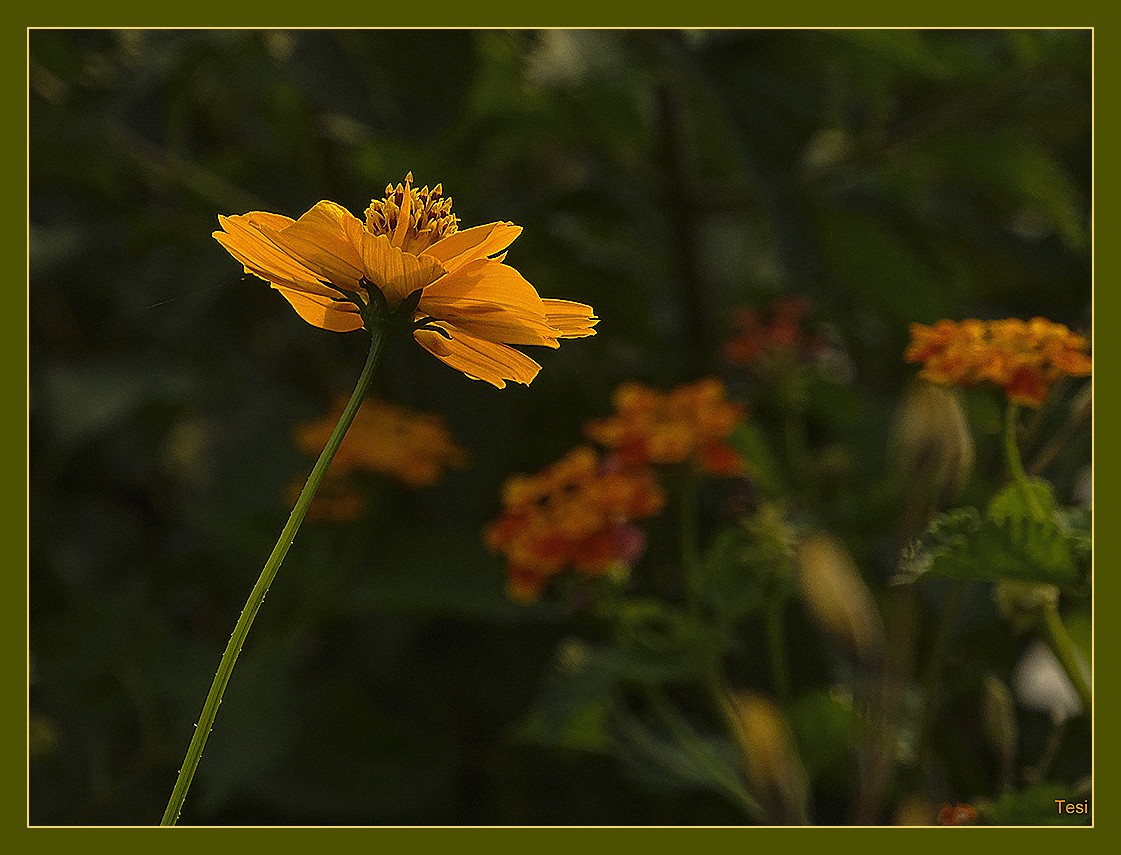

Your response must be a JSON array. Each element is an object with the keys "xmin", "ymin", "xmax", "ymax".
[{"xmin": 1013, "ymin": 640, "xmax": 1089, "ymax": 723}]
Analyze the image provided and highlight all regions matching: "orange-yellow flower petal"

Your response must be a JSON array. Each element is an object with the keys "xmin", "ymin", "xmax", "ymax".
[
  {"xmin": 273, "ymin": 286, "xmax": 364, "ymax": 333},
  {"xmin": 359, "ymin": 231, "xmax": 446, "ymax": 306},
  {"xmin": 542, "ymin": 299, "xmax": 600, "ymax": 338},
  {"xmin": 259, "ymin": 200, "xmax": 367, "ymax": 289},
  {"xmin": 414, "ymin": 324, "xmax": 542, "ymax": 388},
  {"xmin": 214, "ymin": 213, "xmax": 337, "ymax": 297},
  {"xmin": 423, "ymin": 222, "xmax": 522, "ymax": 272},
  {"xmin": 420, "ymin": 260, "xmax": 560, "ymax": 347}
]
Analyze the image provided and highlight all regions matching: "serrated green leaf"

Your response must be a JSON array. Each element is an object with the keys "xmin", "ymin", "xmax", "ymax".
[
  {"xmin": 987, "ymin": 478, "xmax": 1056, "ymax": 525},
  {"xmin": 898, "ymin": 482, "xmax": 1084, "ymax": 588}
]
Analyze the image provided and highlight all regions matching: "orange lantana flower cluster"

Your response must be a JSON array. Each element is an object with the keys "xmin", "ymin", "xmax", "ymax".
[
  {"xmin": 291, "ymin": 397, "xmax": 468, "ymax": 520},
  {"xmin": 584, "ymin": 378, "xmax": 746, "ymax": 476},
  {"xmin": 483, "ymin": 447, "xmax": 666, "ymax": 602},
  {"xmin": 905, "ymin": 318, "xmax": 1092, "ymax": 408}
]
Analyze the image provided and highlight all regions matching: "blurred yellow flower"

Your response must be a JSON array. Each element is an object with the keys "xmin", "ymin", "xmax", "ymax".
[
  {"xmin": 584, "ymin": 378, "xmax": 746, "ymax": 475},
  {"xmin": 296, "ymin": 396, "xmax": 469, "ymax": 489},
  {"xmin": 214, "ymin": 173, "xmax": 597, "ymax": 388},
  {"xmin": 905, "ymin": 317, "xmax": 1091, "ymax": 408},
  {"xmin": 289, "ymin": 397, "xmax": 469, "ymax": 521}
]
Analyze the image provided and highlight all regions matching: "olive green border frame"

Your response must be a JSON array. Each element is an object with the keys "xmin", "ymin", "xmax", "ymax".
[{"xmin": 12, "ymin": 4, "xmax": 1106, "ymax": 848}]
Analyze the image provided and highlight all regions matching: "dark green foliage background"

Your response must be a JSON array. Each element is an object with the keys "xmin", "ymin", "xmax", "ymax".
[{"xmin": 28, "ymin": 29, "xmax": 1091, "ymax": 825}]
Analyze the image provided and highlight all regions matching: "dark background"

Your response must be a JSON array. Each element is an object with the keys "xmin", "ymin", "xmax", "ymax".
[{"xmin": 28, "ymin": 29, "xmax": 1091, "ymax": 825}]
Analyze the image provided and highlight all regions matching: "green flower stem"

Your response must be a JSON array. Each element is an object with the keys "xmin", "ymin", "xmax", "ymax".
[
  {"xmin": 1040, "ymin": 601, "xmax": 1092, "ymax": 717},
  {"xmin": 161, "ymin": 328, "xmax": 388, "ymax": 826},
  {"xmin": 1003, "ymin": 402, "xmax": 1046, "ymax": 521}
]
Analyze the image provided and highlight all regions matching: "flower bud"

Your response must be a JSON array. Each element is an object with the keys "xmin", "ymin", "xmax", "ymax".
[
  {"xmin": 993, "ymin": 581, "xmax": 1059, "ymax": 633},
  {"xmin": 890, "ymin": 380, "xmax": 974, "ymax": 506},
  {"xmin": 727, "ymin": 692, "xmax": 810, "ymax": 824},
  {"xmin": 981, "ymin": 674, "xmax": 1018, "ymax": 788},
  {"xmin": 796, "ymin": 533, "xmax": 885, "ymax": 661}
]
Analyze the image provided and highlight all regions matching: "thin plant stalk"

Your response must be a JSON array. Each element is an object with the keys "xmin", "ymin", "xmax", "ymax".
[
  {"xmin": 1004, "ymin": 402, "xmax": 1046, "ymax": 521},
  {"xmin": 161, "ymin": 328, "xmax": 388, "ymax": 826},
  {"xmin": 1040, "ymin": 601, "xmax": 1092, "ymax": 716}
]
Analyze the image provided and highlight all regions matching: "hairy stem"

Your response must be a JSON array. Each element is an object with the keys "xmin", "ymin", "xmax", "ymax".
[{"xmin": 161, "ymin": 329, "xmax": 387, "ymax": 826}]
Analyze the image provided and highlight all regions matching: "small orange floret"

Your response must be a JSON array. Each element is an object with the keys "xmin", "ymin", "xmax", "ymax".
[
  {"xmin": 584, "ymin": 378, "xmax": 746, "ymax": 475},
  {"xmin": 905, "ymin": 317, "xmax": 1090, "ymax": 408},
  {"xmin": 937, "ymin": 803, "xmax": 978, "ymax": 826},
  {"xmin": 484, "ymin": 447, "xmax": 666, "ymax": 601}
]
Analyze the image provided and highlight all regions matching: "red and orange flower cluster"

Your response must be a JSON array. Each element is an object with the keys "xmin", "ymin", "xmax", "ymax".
[
  {"xmin": 291, "ymin": 397, "xmax": 468, "ymax": 521},
  {"xmin": 724, "ymin": 296, "xmax": 821, "ymax": 368},
  {"xmin": 584, "ymin": 378, "xmax": 746, "ymax": 476},
  {"xmin": 483, "ymin": 447, "xmax": 666, "ymax": 601},
  {"xmin": 486, "ymin": 378, "xmax": 747, "ymax": 601},
  {"xmin": 906, "ymin": 318, "xmax": 1091, "ymax": 408}
]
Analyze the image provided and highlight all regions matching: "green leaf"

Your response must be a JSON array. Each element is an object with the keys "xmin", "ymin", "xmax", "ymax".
[
  {"xmin": 729, "ymin": 421, "xmax": 787, "ymax": 498},
  {"xmin": 987, "ymin": 477, "xmax": 1056, "ymax": 525},
  {"xmin": 898, "ymin": 480, "xmax": 1084, "ymax": 589},
  {"xmin": 786, "ymin": 689, "xmax": 858, "ymax": 782},
  {"xmin": 514, "ymin": 695, "xmax": 613, "ymax": 755},
  {"xmin": 611, "ymin": 702, "xmax": 745, "ymax": 803}
]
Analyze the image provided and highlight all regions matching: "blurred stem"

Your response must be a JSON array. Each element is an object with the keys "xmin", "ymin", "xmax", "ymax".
[
  {"xmin": 1040, "ymin": 602, "xmax": 1091, "ymax": 716},
  {"xmin": 679, "ymin": 468, "xmax": 701, "ymax": 614},
  {"xmin": 656, "ymin": 77, "xmax": 712, "ymax": 371},
  {"xmin": 161, "ymin": 328, "xmax": 388, "ymax": 826},
  {"xmin": 1004, "ymin": 402, "xmax": 1046, "ymax": 521},
  {"xmin": 1028, "ymin": 389, "xmax": 1092, "ymax": 476},
  {"xmin": 1025, "ymin": 718, "xmax": 1067, "ymax": 785},
  {"xmin": 783, "ymin": 414, "xmax": 808, "ymax": 488},
  {"xmin": 765, "ymin": 600, "xmax": 792, "ymax": 704},
  {"xmin": 914, "ymin": 580, "xmax": 969, "ymax": 763},
  {"xmin": 854, "ymin": 586, "xmax": 919, "ymax": 824}
]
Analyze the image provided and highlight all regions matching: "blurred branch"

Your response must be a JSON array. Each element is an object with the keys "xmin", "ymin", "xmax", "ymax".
[
  {"xmin": 1028, "ymin": 388, "xmax": 1092, "ymax": 477},
  {"xmin": 104, "ymin": 121, "xmax": 268, "ymax": 213},
  {"xmin": 657, "ymin": 80, "xmax": 713, "ymax": 372}
]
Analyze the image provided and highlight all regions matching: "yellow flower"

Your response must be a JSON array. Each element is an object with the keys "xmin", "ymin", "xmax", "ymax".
[{"xmin": 214, "ymin": 173, "xmax": 598, "ymax": 388}]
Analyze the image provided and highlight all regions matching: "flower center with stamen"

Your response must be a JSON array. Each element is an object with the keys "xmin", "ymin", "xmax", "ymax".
[{"xmin": 364, "ymin": 171, "xmax": 459, "ymax": 254}]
